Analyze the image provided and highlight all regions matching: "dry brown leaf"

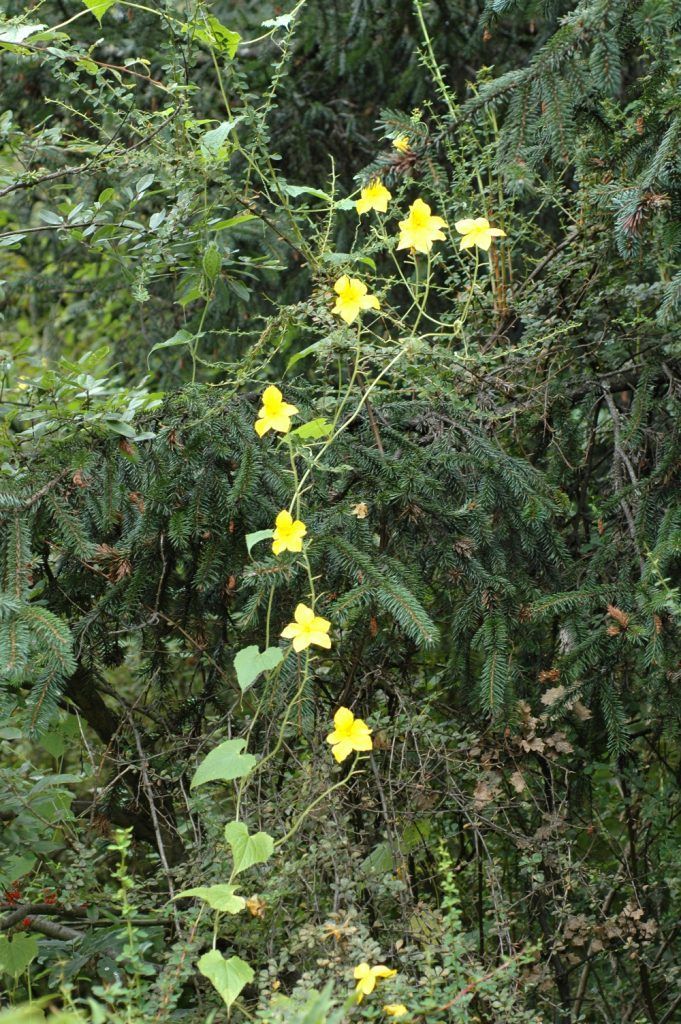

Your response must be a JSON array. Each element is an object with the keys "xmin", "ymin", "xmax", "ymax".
[{"xmin": 541, "ymin": 685, "xmax": 566, "ymax": 706}]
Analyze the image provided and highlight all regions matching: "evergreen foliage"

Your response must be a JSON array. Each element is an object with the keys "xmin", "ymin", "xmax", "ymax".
[{"xmin": 0, "ymin": 1, "xmax": 679, "ymax": 1022}]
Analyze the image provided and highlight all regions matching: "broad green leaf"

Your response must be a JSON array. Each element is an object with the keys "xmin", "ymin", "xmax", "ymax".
[
  {"xmin": 80, "ymin": 0, "xmax": 117, "ymax": 24},
  {"xmin": 147, "ymin": 329, "xmax": 195, "ymax": 364},
  {"xmin": 0, "ymin": 854, "xmax": 36, "ymax": 888},
  {"xmin": 199, "ymin": 119, "xmax": 242, "ymax": 161},
  {"xmin": 190, "ymin": 16, "xmax": 241, "ymax": 58},
  {"xmin": 198, "ymin": 950, "xmax": 253, "ymax": 1008},
  {"xmin": 234, "ymin": 645, "xmax": 283, "ymax": 692},
  {"xmin": 190, "ymin": 738, "xmax": 256, "ymax": 789},
  {"xmin": 286, "ymin": 337, "xmax": 331, "ymax": 371},
  {"xmin": 0, "ymin": 23, "xmax": 46, "ymax": 50},
  {"xmin": 245, "ymin": 528, "xmax": 273, "ymax": 555},
  {"xmin": 213, "ymin": 214, "xmax": 257, "ymax": 230},
  {"xmin": 174, "ymin": 884, "xmax": 245, "ymax": 914},
  {"xmin": 135, "ymin": 174, "xmax": 154, "ymax": 194},
  {"xmin": 279, "ymin": 183, "xmax": 332, "ymax": 202},
  {"xmin": 361, "ymin": 840, "xmax": 393, "ymax": 876},
  {"xmin": 223, "ymin": 821, "xmax": 274, "ymax": 876},
  {"xmin": 40, "ymin": 714, "xmax": 80, "ymax": 757},
  {"xmin": 0, "ymin": 934, "xmax": 39, "ymax": 978},
  {"xmin": 290, "ymin": 418, "xmax": 333, "ymax": 440},
  {"xmin": 101, "ymin": 418, "xmax": 136, "ymax": 438}
]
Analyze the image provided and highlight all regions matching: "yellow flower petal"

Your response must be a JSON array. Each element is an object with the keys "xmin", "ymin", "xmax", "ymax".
[
  {"xmin": 372, "ymin": 966, "xmax": 397, "ymax": 979},
  {"xmin": 355, "ymin": 180, "xmax": 392, "ymax": 215},
  {"xmin": 334, "ymin": 706, "xmax": 355, "ymax": 731},
  {"xmin": 397, "ymin": 198, "xmax": 447, "ymax": 254},
  {"xmin": 294, "ymin": 603, "xmax": 315, "ymax": 625},
  {"xmin": 307, "ymin": 631, "xmax": 332, "ymax": 649},
  {"xmin": 331, "ymin": 739, "xmax": 354, "ymax": 762}
]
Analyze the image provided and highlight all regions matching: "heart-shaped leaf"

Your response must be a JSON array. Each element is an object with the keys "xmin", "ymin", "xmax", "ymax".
[
  {"xmin": 234, "ymin": 645, "xmax": 283, "ymax": 692},
  {"xmin": 224, "ymin": 820, "xmax": 274, "ymax": 876},
  {"xmin": 198, "ymin": 950, "xmax": 253, "ymax": 1008},
  {"xmin": 190, "ymin": 738, "xmax": 256, "ymax": 789},
  {"xmin": 174, "ymin": 884, "xmax": 245, "ymax": 914},
  {"xmin": 245, "ymin": 528, "xmax": 273, "ymax": 555},
  {"xmin": 0, "ymin": 934, "xmax": 39, "ymax": 978},
  {"xmin": 80, "ymin": 0, "xmax": 117, "ymax": 24}
]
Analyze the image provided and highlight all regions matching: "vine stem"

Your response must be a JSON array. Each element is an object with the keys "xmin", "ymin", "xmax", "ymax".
[{"xmin": 275, "ymin": 758, "xmax": 363, "ymax": 847}]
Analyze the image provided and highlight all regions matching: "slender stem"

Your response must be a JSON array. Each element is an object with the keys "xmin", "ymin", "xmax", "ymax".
[{"xmin": 275, "ymin": 759, "xmax": 363, "ymax": 847}]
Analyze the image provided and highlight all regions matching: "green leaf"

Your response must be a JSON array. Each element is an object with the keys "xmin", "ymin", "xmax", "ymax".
[
  {"xmin": 80, "ymin": 0, "xmax": 117, "ymax": 24},
  {"xmin": 147, "ymin": 329, "xmax": 195, "ymax": 364},
  {"xmin": 174, "ymin": 884, "xmax": 245, "ymax": 914},
  {"xmin": 0, "ymin": 934, "xmax": 39, "ymax": 978},
  {"xmin": 199, "ymin": 120, "xmax": 242, "ymax": 161},
  {"xmin": 213, "ymin": 214, "xmax": 257, "ymax": 231},
  {"xmin": 234, "ymin": 645, "xmax": 283, "ymax": 692},
  {"xmin": 40, "ymin": 715, "xmax": 79, "ymax": 758},
  {"xmin": 0, "ymin": 23, "xmax": 46, "ymax": 49},
  {"xmin": 289, "ymin": 418, "xmax": 333, "ymax": 440},
  {"xmin": 190, "ymin": 738, "xmax": 256, "ymax": 789},
  {"xmin": 286, "ymin": 337, "xmax": 331, "ymax": 371},
  {"xmin": 190, "ymin": 16, "xmax": 241, "ymax": 58},
  {"xmin": 197, "ymin": 950, "xmax": 254, "ymax": 1008},
  {"xmin": 223, "ymin": 821, "xmax": 274, "ymax": 876},
  {"xmin": 202, "ymin": 243, "xmax": 222, "ymax": 283},
  {"xmin": 0, "ymin": 855, "xmax": 36, "ymax": 889},
  {"xmin": 279, "ymin": 183, "xmax": 332, "ymax": 202},
  {"xmin": 245, "ymin": 528, "xmax": 273, "ymax": 555}
]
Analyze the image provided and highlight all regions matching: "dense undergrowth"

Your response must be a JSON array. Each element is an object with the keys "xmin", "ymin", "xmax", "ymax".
[{"xmin": 0, "ymin": 1, "xmax": 680, "ymax": 1022}]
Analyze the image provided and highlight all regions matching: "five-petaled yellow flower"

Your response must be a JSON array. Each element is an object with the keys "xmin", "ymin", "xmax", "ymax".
[
  {"xmin": 383, "ymin": 1006, "xmax": 408, "ymax": 1018},
  {"xmin": 354, "ymin": 963, "xmax": 397, "ymax": 1002},
  {"xmin": 272, "ymin": 510, "xmax": 307, "ymax": 555},
  {"xmin": 254, "ymin": 385, "xmax": 299, "ymax": 437},
  {"xmin": 397, "ymin": 198, "xmax": 447, "ymax": 254},
  {"xmin": 332, "ymin": 275, "xmax": 380, "ymax": 325},
  {"xmin": 455, "ymin": 217, "xmax": 506, "ymax": 251},
  {"xmin": 281, "ymin": 603, "xmax": 331, "ymax": 652},
  {"xmin": 326, "ymin": 707, "xmax": 372, "ymax": 763},
  {"xmin": 356, "ymin": 180, "xmax": 392, "ymax": 215},
  {"xmin": 392, "ymin": 135, "xmax": 410, "ymax": 154}
]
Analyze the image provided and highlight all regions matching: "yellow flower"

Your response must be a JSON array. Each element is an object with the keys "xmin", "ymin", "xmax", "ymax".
[
  {"xmin": 254, "ymin": 385, "xmax": 299, "ymax": 437},
  {"xmin": 383, "ymin": 1006, "xmax": 408, "ymax": 1018},
  {"xmin": 332, "ymin": 275, "xmax": 380, "ymax": 325},
  {"xmin": 356, "ymin": 179, "xmax": 392, "ymax": 215},
  {"xmin": 455, "ymin": 217, "xmax": 506, "ymax": 251},
  {"xmin": 353, "ymin": 963, "xmax": 397, "ymax": 1002},
  {"xmin": 393, "ymin": 135, "xmax": 410, "ymax": 153},
  {"xmin": 272, "ymin": 510, "xmax": 307, "ymax": 555},
  {"xmin": 326, "ymin": 707, "xmax": 372, "ymax": 763},
  {"xmin": 281, "ymin": 603, "xmax": 331, "ymax": 652},
  {"xmin": 397, "ymin": 198, "xmax": 447, "ymax": 254}
]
